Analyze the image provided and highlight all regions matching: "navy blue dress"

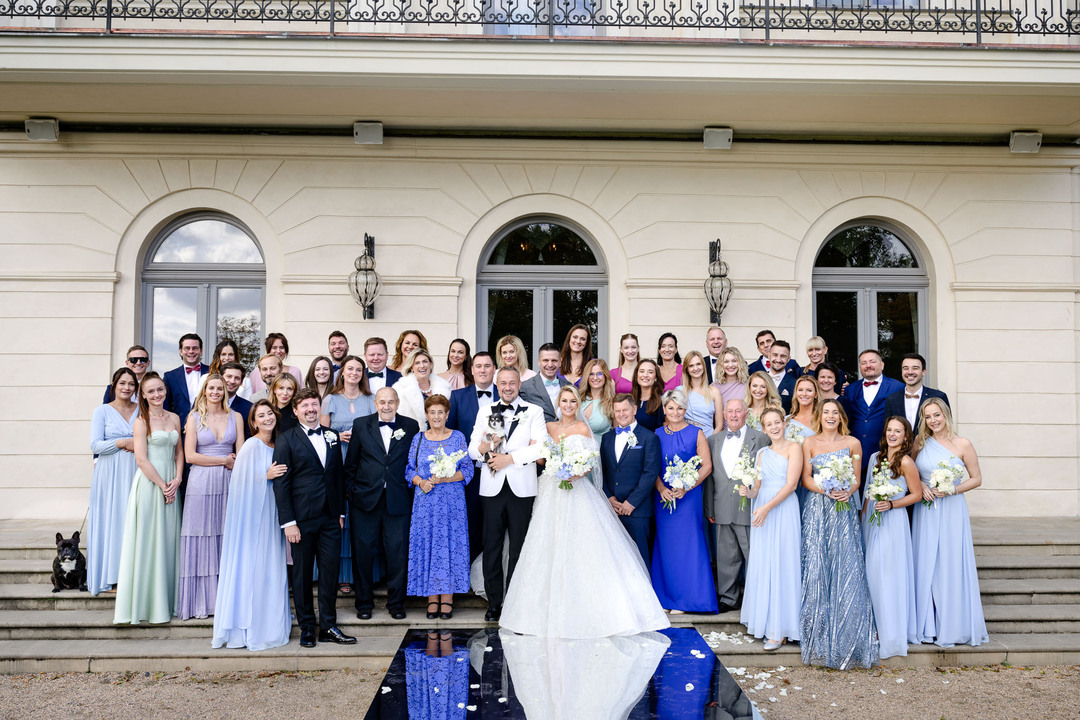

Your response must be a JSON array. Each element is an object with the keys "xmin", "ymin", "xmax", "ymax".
[{"xmin": 406, "ymin": 430, "xmax": 474, "ymax": 596}]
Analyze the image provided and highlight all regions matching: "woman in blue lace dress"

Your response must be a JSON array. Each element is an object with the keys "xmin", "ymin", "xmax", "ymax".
[
  {"xmin": 406, "ymin": 394, "xmax": 474, "ymax": 620},
  {"xmin": 912, "ymin": 398, "xmax": 989, "ymax": 648},
  {"xmin": 800, "ymin": 398, "xmax": 878, "ymax": 669}
]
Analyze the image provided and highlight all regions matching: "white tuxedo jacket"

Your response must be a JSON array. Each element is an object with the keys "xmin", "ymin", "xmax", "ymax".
[{"xmin": 468, "ymin": 399, "xmax": 548, "ymax": 498}]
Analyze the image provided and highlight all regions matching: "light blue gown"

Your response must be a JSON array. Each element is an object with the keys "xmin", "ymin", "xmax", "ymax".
[
  {"xmin": 212, "ymin": 437, "xmax": 291, "ymax": 651},
  {"xmin": 912, "ymin": 437, "xmax": 988, "ymax": 647},
  {"xmin": 801, "ymin": 447, "xmax": 878, "ymax": 669},
  {"xmin": 786, "ymin": 418, "xmax": 815, "ymax": 508},
  {"xmin": 87, "ymin": 404, "xmax": 138, "ymax": 595},
  {"xmin": 741, "ymin": 447, "xmax": 801, "ymax": 642},
  {"xmin": 862, "ymin": 452, "xmax": 917, "ymax": 658},
  {"xmin": 582, "ymin": 398, "xmax": 612, "ymax": 441},
  {"xmin": 685, "ymin": 390, "xmax": 716, "ymax": 437}
]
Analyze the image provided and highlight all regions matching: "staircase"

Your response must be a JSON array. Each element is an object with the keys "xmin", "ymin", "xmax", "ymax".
[{"xmin": 0, "ymin": 517, "xmax": 1077, "ymax": 672}]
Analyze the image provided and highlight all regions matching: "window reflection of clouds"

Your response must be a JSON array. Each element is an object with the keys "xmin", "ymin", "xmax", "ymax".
[
  {"xmin": 151, "ymin": 287, "xmax": 198, "ymax": 370},
  {"xmin": 152, "ymin": 220, "xmax": 262, "ymax": 264},
  {"xmin": 217, "ymin": 287, "xmax": 261, "ymax": 316}
]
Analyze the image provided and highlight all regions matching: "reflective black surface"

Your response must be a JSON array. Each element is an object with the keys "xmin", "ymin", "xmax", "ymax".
[{"xmin": 364, "ymin": 627, "xmax": 761, "ymax": 720}]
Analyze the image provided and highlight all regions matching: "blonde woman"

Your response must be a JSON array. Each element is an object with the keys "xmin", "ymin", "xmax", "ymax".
[
  {"xmin": 713, "ymin": 347, "xmax": 749, "ymax": 427},
  {"xmin": 269, "ymin": 373, "xmax": 300, "ymax": 432},
  {"xmin": 580, "ymin": 358, "xmax": 615, "ymax": 440},
  {"xmin": 744, "ymin": 371, "xmax": 782, "ymax": 431},
  {"xmin": 496, "ymin": 334, "xmax": 536, "ymax": 381},
  {"xmin": 393, "ymin": 349, "xmax": 453, "ymax": 431},
  {"xmin": 681, "ymin": 351, "xmax": 723, "ymax": 437}
]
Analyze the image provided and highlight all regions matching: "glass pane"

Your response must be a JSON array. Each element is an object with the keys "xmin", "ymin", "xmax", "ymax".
[
  {"xmin": 552, "ymin": 289, "xmax": 599, "ymax": 359},
  {"xmin": 815, "ymin": 291, "xmax": 859, "ymax": 381},
  {"xmin": 152, "ymin": 219, "xmax": 262, "ymax": 264},
  {"xmin": 487, "ymin": 289, "xmax": 534, "ymax": 363},
  {"xmin": 876, "ymin": 291, "xmax": 919, "ymax": 380},
  {"xmin": 216, "ymin": 287, "xmax": 263, "ymax": 372},
  {"xmin": 486, "ymin": 223, "xmax": 597, "ymax": 266},
  {"xmin": 150, "ymin": 286, "xmax": 199, "ymax": 372},
  {"xmin": 816, "ymin": 225, "xmax": 917, "ymax": 269}
]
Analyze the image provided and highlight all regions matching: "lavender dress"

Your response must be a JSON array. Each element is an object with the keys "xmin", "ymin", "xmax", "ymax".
[{"xmin": 178, "ymin": 411, "xmax": 237, "ymax": 619}]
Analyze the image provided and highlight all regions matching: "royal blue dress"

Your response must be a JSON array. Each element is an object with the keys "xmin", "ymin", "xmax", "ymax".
[
  {"xmin": 862, "ymin": 452, "xmax": 917, "ymax": 659},
  {"xmin": 801, "ymin": 447, "xmax": 878, "ymax": 669},
  {"xmin": 741, "ymin": 447, "xmax": 802, "ymax": 642},
  {"xmin": 912, "ymin": 438, "xmax": 989, "ymax": 647},
  {"xmin": 405, "ymin": 643, "xmax": 469, "ymax": 720},
  {"xmin": 322, "ymin": 392, "xmax": 376, "ymax": 587},
  {"xmin": 651, "ymin": 425, "xmax": 718, "ymax": 613},
  {"xmin": 212, "ymin": 437, "xmax": 291, "ymax": 651},
  {"xmin": 87, "ymin": 404, "xmax": 138, "ymax": 595},
  {"xmin": 406, "ymin": 431, "xmax": 474, "ymax": 597}
]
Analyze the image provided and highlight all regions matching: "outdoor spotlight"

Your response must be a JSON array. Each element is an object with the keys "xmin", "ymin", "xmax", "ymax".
[
  {"xmin": 1009, "ymin": 131, "xmax": 1042, "ymax": 154},
  {"xmin": 25, "ymin": 118, "xmax": 59, "ymax": 142},
  {"xmin": 353, "ymin": 122, "xmax": 384, "ymax": 145},
  {"xmin": 703, "ymin": 127, "xmax": 733, "ymax": 150}
]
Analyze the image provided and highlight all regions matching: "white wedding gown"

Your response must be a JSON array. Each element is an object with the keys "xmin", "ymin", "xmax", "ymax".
[{"xmin": 500, "ymin": 433, "xmax": 671, "ymax": 639}]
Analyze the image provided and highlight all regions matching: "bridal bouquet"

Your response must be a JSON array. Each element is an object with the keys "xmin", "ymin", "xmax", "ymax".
[
  {"xmin": 784, "ymin": 422, "xmax": 806, "ymax": 445},
  {"xmin": 814, "ymin": 455, "xmax": 857, "ymax": 512},
  {"xmin": 427, "ymin": 447, "xmax": 467, "ymax": 486},
  {"xmin": 662, "ymin": 455, "xmax": 702, "ymax": 513},
  {"xmin": 923, "ymin": 458, "xmax": 964, "ymax": 507},
  {"xmin": 541, "ymin": 436, "xmax": 599, "ymax": 490},
  {"xmin": 865, "ymin": 463, "xmax": 903, "ymax": 526},
  {"xmin": 729, "ymin": 450, "xmax": 761, "ymax": 512}
]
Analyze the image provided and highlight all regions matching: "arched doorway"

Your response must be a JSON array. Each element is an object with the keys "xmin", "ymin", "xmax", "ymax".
[
  {"xmin": 812, "ymin": 221, "xmax": 929, "ymax": 380},
  {"xmin": 141, "ymin": 212, "xmax": 266, "ymax": 371},
  {"xmin": 476, "ymin": 218, "xmax": 607, "ymax": 365}
]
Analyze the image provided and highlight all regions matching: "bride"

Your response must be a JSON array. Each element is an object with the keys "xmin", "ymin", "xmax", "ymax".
[{"xmin": 500, "ymin": 385, "xmax": 670, "ymax": 639}]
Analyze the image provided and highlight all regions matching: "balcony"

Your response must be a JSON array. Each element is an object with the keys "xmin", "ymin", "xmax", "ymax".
[{"xmin": 1, "ymin": 0, "xmax": 1077, "ymax": 47}]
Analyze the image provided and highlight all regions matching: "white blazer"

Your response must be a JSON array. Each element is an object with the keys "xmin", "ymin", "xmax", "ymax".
[
  {"xmin": 392, "ymin": 374, "xmax": 453, "ymax": 431},
  {"xmin": 468, "ymin": 399, "xmax": 548, "ymax": 498}
]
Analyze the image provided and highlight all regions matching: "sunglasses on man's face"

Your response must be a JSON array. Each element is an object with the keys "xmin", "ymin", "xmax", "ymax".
[{"xmin": 128, "ymin": 357, "xmax": 149, "ymax": 364}]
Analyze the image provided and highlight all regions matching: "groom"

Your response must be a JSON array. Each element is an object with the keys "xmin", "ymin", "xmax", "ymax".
[{"xmin": 468, "ymin": 366, "xmax": 547, "ymax": 622}]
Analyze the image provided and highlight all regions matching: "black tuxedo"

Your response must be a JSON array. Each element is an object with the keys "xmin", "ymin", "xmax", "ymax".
[
  {"xmin": 600, "ymin": 425, "xmax": 662, "ymax": 569},
  {"xmin": 272, "ymin": 424, "xmax": 345, "ymax": 633},
  {"xmin": 704, "ymin": 354, "xmax": 722, "ymax": 384},
  {"xmin": 342, "ymin": 413, "xmax": 420, "ymax": 612},
  {"xmin": 447, "ymin": 383, "xmax": 494, "ymax": 560},
  {"xmin": 883, "ymin": 385, "xmax": 950, "ymax": 431}
]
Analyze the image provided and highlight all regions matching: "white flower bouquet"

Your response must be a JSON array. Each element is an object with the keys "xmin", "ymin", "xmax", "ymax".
[
  {"xmin": 427, "ymin": 447, "xmax": 467, "ymax": 481},
  {"xmin": 814, "ymin": 454, "xmax": 857, "ymax": 512},
  {"xmin": 784, "ymin": 422, "xmax": 806, "ymax": 445},
  {"xmin": 924, "ymin": 458, "xmax": 964, "ymax": 507},
  {"xmin": 540, "ymin": 436, "xmax": 599, "ymax": 490},
  {"xmin": 729, "ymin": 450, "xmax": 761, "ymax": 512},
  {"xmin": 662, "ymin": 455, "xmax": 702, "ymax": 513},
  {"xmin": 866, "ymin": 463, "xmax": 903, "ymax": 526}
]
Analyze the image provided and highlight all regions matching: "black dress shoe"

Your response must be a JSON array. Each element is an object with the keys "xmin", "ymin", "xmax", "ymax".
[
  {"xmin": 717, "ymin": 603, "xmax": 735, "ymax": 614},
  {"xmin": 484, "ymin": 606, "xmax": 501, "ymax": 622},
  {"xmin": 389, "ymin": 607, "xmax": 407, "ymax": 620},
  {"xmin": 356, "ymin": 608, "xmax": 373, "ymax": 620},
  {"xmin": 440, "ymin": 601, "xmax": 454, "ymax": 620},
  {"xmin": 318, "ymin": 626, "xmax": 357, "ymax": 644},
  {"xmin": 300, "ymin": 630, "xmax": 317, "ymax": 648},
  {"xmin": 426, "ymin": 601, "xmax": 440, "ymax": 620}
]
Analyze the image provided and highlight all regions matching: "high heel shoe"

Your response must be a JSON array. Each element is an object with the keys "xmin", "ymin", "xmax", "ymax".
[
  {"xmin": 763, "ymin": 638, "xmax": 783, "ymax": 651},
  {"xmin": 426, "ymin": 601, "xmax": 440, "ymax": 620},
  {"xmin": 440, "ymin": 601, "xmax": 454, "ymax": 620}
]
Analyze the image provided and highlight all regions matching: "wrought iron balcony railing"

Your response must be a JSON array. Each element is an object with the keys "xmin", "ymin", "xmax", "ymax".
[{"xmin": 1, "ymin": 0, "xmax": 1077, "ymax": 44}]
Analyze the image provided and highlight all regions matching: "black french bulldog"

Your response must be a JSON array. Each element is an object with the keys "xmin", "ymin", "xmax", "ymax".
[{"xmin": 51, "ymin": 531, "xmax": 87, "ymax": 593}]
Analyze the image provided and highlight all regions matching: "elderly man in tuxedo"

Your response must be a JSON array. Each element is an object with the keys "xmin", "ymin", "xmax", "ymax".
[
  {"xmin": 518, "ymin": 343, "xmax": 570, "ymax": 422},
  {"xmin": 600, "ymin": 393, "xmax": 662, "ymax": 570},
  {"xmin": 468, "ymin": 366, "xmax": 547, "ymax": 622},
  {"xmin": 447, "ymin": 351, "xmax": 497, "ymax": 560},
  {"xmin": 342, "ymin": 387, "xmax": 420, "ymax": 621},
  {"xmin": 884, "ymin": 352, "xmax": 951, "ymax": 432},
  {"xmin": 704, "ymin": 398, "xmax": 770, "ymax": 613},
  {"xmin": 271, "ymin": 388, "xmax": 356, "ymax": 648},
  {"xmin": 843, "ymin": 349, "xmax": 905, "ymax": 484}
]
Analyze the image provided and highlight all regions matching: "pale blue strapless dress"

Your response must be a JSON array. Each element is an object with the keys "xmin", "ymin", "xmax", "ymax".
[
  {"xmin": 800, "ymin": 447, "xmax": 878, "ymax": 669},
  {"xmin": 741, "ymin": 447, "xmax": 801, "ymax": 641},
  {"xmin": 685, "ymin": 390, "xmax": 716, "ymax": 437},
  {"xmin": 786, "ymin": 418, "xmax": 815, "ymax": 508},
  {"xmin": 912, "ymin": 438, "xmax": 989, "ymax": 647},
  {"xmin": 862, "ymin": 452, "xmax": 917, "ymax": 658}
]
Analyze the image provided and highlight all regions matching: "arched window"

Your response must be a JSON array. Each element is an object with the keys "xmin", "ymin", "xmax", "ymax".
[
  {"xmin": 477, "ymin": 218, "xmax": 607, "ymax": 364},
  {"xmin": 812, "ymin": 221, "xmax": 929, "ymax": 380},
  {"xmin": 141, "ymin": 213, "xmax": 266, "ymax": 372}
]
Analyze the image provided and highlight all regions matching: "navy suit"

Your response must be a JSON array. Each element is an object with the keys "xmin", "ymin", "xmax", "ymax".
[
  {"xmin": 163, "ymin": 364, "xmax": 207, "ymax": 430},
  {"xmin": 342, "ymin": 413, "xmax": 420, "ymax": 612},
  {"xmin": 771, "ymin": 368, "xmax": 800, "ymax": 414},
  {"xmin": 883, "ymin": 385, "xmax": 950, "ymax": 432},
  {"xmin": 367, "ymin": 367, "xmax": 401, "ymax": 390},
  {"xmin": 228, "ymin": 395, "xmax": 254, "ymax": 439},
  {"xmin": 600, "ymin": 425, "xmax": 662, "ymax": 570},
  {"xmin": 447, "ymin": 383, "xmax": 494, "ymax": 560},
  {"xmin": 843, "ymin": 375, "xmax": 906, "ymax": 478}
]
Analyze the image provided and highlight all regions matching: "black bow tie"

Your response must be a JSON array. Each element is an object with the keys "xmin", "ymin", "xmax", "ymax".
[
  {"xmin": 368, "ymin": 371, "xmax": 384, "ymax": 378},
  {"xmin": 307, "ymin": 427, "xmax": 323, "ymax": 437},
  {"xmin": 379, "ymin": 420, "xmax": 396, "ymax": 429},
  {"xmin": 494, "ymin": 403, "xmax": 515, "ymax": 414},
  {"xmin": 477, "ymin": 389, "xmax": 492, "ymax": 398}
]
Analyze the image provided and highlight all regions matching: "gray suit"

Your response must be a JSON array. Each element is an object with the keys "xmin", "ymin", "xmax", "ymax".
[
  {"xmin": 518, "ymin": 373, "xmax": 571, "ymax": 422},
  {"xmin": 704, "ymin": 425, "xmax": 770, "ymax": 608}
]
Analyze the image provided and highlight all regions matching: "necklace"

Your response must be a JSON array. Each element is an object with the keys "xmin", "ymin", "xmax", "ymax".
[
  {"xmin": 557, "ymin": 420, "xmax": 576, "ymax": 428},
  {"xmin": 149, "ymin": 411, "xmax": 166, "ymax": 419},
  {"xmin": 664, "ymin": 424, "xmax": 685, "ymax": 435}
]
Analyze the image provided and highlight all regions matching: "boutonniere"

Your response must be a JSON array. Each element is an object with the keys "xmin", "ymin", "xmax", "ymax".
[
  {"xmin": 392, "ymin": 428, "xmax": 405, "ymax": 441},
  {"xmin": 324, "ymin": 430, "xmax": 338, "ymax": 446},
  {"xmin": 511, "ymin": 411, "xmax": 528, "ymax": 423},
  {"xmin": 625, "ymin": 432, "xmax": 638, "ymax": 448}
]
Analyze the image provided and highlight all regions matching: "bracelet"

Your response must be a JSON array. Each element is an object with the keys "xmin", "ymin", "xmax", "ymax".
[{"xmin": 888, "ymin": 500, "xmax": 893, "ymax": 510}]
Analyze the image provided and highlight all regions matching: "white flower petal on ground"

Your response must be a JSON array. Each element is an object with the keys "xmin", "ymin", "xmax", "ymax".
[
  {"xmin": 484, "ymin": 646, "xmax": 493, "ymax": 652},
  {"xmin": 381, "ymin": 687, "xmax": 391, "ymax": 694},
  {"xmin": 896, "ymin": 678, "xmax": 905, "ymax": 684},
  {"xmin": 458, "ymin": 703, "xmax": 465, "ymax": 709},
  {"xmin": 794, "ymin": 686, "xmax": 802, "ymax": 690},
  {"xmin": 881, "ymin": 689, "xmax": 887, "ymax": 694},
  {"xmin": 780, "ymin": 689, "xmax": 787, "ymax": 696},
  {"xmin": 769, "ymin": 697, "xmax": 777, "ymax": 702},
  {"xmin": 470, "ymin": 684, "xmax": 479, "ymax": 689},
  {"xmin": 498, "ymin": 698, "xmax": 507, "ymax": 704},
  {"xmin": 685, "ymin": 683, "xmax": 695, "ymax": 691},
  {"xmin": 466, "ymin": 705, "xmax": 477, "ymax": 711}
]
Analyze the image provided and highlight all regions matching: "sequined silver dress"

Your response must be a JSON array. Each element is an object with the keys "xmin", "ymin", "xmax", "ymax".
[{"xmin": 800, "ymin": 448, "xmax": 878, "ymax": 669}]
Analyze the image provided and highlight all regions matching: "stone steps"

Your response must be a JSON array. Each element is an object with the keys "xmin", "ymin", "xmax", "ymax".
[
  {"xmin": 975, "ymin": 554, "xmax": 1080, "ymax": 580},
  {"xmin": 978, "ymin": 578, "xmax": 1080, "ymax": 605},
  {"xmin": 983, "ymin": 604, "xmax": 1080, "ymax": 634}
]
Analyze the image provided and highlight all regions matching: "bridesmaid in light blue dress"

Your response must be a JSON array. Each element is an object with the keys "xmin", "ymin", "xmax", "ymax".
[
  {"xmin": 799, "ymin": 398, "xmax": 877, "ymax": 669},
  {"xmin": 580, "ymin": 359, "xmax": 614, "ymax": 441},
  {"xmin": 87, "ymin": 368, "xmax": 139, "ymax": 596},
  {"xmin": 740, "ymin": 408, "xmax": 802, "ymax": 649},
  {"xmin": 912, "ymin": 398, "xmax": 989, "ymax": 648},
  {"xmin": 213, "ymin": 400, "xmax": 292, "ymax": 651},
  {"xmin": 862, "ymin": 417, "xmax": 922, "ymax": 659},
  {"xmin": 681, "ymin": 352, "xmax": 722, "ymax": 437},
  {"xmin": 786, "ymin": 375, "xmax": 820, "ymax": 509}
]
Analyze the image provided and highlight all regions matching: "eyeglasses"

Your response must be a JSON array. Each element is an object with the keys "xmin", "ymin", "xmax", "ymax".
[
  {"xmin": 588, "ymin": 372, "xmax": 606, "ymax": 378},
  {"xmin": 127, "ymin": 357, "xmax": 149, "ymax": 364}
]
